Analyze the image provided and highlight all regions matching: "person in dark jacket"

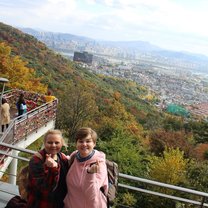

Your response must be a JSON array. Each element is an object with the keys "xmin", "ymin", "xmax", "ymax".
[
  {"xmin": 16, "ymin": 93, "xmax": 27, "ymax": 117},
  {"xmin": 27, "ymin": 129, "xmax": 69, "ymax": 208}
]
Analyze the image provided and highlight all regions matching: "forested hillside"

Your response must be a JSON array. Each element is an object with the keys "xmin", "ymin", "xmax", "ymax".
[{"xmin": 1, "ymin": 22, "xmax": 208, "ymax": 208}]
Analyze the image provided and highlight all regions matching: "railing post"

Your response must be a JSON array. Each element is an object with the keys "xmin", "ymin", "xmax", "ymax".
[
  {"xmin": 200, "ymin": 196, "xmax": 206, "ymax": 208},
  {"xmin": 8, "ymin": 150, "xmax": 18, "ymax": 185}
]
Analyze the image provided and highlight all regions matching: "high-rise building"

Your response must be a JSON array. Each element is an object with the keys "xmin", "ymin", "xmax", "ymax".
[{"xmin": 73, "ymin": 51, "xmax": 93, "ymax": 64}]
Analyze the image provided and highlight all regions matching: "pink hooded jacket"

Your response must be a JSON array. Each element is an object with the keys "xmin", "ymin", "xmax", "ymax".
[{"xmin": 64, "ymin": 150, "xmax": 108, "ymax": 208}]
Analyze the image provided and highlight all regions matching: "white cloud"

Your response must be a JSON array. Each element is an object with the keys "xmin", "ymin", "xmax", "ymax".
[
  {"xmin": 1, "ymin": 0, "xmax": 208, "ymax": 55},
  {"xmin": 36, "ymin": 0, "xmax": 76, "ymax": 20}
]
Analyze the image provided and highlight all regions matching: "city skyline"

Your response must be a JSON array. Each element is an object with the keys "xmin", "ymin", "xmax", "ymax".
[{"xmin": 1, "ymin": 0, "xmax": 208, "ymax": 56}]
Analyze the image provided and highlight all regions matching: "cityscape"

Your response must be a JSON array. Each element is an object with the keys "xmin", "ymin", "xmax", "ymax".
[
  {"xmin": 70, "ymin": 50, "xmax": 208, "ymax": 120},
  {"xmin": 19, "ymin": 28, "xmax": 208, "ymax": 120}
]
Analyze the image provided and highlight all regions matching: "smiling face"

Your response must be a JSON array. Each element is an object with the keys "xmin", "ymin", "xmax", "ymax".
[
  {"xmin": 76, "ymin": 134, "xmax": 96, "ymax": 158},
  {"xmin": 44, "ymin": 133, "xmax": 63, "ymax": 157}
]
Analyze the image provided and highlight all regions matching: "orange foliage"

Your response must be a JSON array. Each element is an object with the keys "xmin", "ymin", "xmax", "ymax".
[
  {"xmin": 149, "ymin": 129, "xmax": 193, "ymax": 157},
  {"xmin": 0, "ymin": 42, "xmax": 47, "ymax": 93},
  {"xmin": 130, "ymin": 107, "xmax": 147, "ymax": 120},
  {"xmin": 192, "ymin": 143, "xmax": 208, "ymax": 161},
  {"xmin": 113, "ymin": 91, "xmax": 121, "ymax": 101},
  {"xmin": 103, "ymin": 98, "xmax": 112, "ymax": 105},
  {"xmin": 127, "ymin": 122, "xmax": 143, "ymax": 136}
]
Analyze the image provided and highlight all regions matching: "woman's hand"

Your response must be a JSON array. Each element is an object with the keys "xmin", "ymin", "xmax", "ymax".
[
  {"xmin": 87, "ymin": 160, "xmax": 100, "ymax": 173},
  {"xmin": 45, "ymin": 154, "xmax": 58, "ymax": 168}
]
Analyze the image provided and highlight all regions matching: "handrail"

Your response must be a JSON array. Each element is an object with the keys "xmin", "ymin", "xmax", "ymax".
[
  {"xmin": 0, "ymin": 142, "xmax": 207, "ymax": 207},
  {"xmin": 119, "ymin": 173, "xmax": 208, "ymax": 198},
  {"xmin": 119, "ymin": 174, "xmax": 208, "ymax": 207},
  {"xmin": 0, "ymin": 89, "xmax": 58, "ymax": 163}
]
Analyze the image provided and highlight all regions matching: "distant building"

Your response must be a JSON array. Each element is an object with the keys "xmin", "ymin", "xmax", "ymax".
[
  {"xmin": 166, "ymin": 103, "xmax": 190, "ymax": 117},
  {"xmin": 73, "ymin": 51, "xmax": 93, "ymax": 64}
]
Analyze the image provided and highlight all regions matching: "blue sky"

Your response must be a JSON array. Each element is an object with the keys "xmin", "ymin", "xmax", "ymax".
[{"xmin": 1, "ymin": 0, "xmax": 208, "ymax": 56}]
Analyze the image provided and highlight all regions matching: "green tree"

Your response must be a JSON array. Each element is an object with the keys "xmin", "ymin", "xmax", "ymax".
[
  {"xmin": 184, "ymin": 120, "xmax": 208, "ymax": 143},
  {"xmin": 97, "ymin": 128, "xmax": 148, "ymax": 208},
  {"xmin": 56, "ymin": 81, "xmax": 98, "ymax": 146},
  {"xmin": 186, "ymin": 160, "xmax": 208, "ymax": 192}
]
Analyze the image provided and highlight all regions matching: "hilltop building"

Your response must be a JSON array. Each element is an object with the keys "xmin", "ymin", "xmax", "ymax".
[{"xmin": 73, "ymin": 51, "xmax": 93, "ymax": 64}]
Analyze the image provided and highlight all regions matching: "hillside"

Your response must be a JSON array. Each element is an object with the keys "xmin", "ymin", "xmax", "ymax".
[
  {"xmin": 0, "ymin": 22, "xmax": 158, "ymax": 117},
  {"xmin": 1, "ymin": 22, "xmax": 208, "ymax": 208},
  {"xmin": 0, "ymin": 22, "xmax": 75, "ymax": 90},
  {"xmin": 1, "ymin": 21, "xmax": 208, "ymax": 156}
]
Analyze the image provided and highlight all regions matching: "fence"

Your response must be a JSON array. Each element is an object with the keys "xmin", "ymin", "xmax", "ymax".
[{"xmin": 0, "ymin": 89, "xmax": 57, "ymax": 164}]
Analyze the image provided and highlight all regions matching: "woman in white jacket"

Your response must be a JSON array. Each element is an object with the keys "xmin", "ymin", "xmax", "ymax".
[
  {"xmin": 1, "ymin": 98, "xmax": 10, "ymax": 132},
  {"xmin": 64, "ymin": 127, "xmax": 108, "ymax": 208}
]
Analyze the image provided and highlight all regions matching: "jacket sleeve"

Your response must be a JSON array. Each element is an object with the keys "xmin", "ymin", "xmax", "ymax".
[{"xmin": 28, "ymin": 154, "xmax": 60, "ymax": 193}]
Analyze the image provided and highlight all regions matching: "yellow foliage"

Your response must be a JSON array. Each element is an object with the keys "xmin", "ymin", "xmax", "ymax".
[
  {"xmin": 148, "ymin": 147, "xmax": 187, "ymax": 185},
  {"xmin": 0, "ymin": 42, "xmax": 47, "ymax": 93},
  {"xmin": 144, "ymin": 94, "xmax": 154, "ymax": 101},
  {"xmin": 121, "ymin": 192, "xmax": 137, "ymax": 206},
  {"xmin": 140, "ymin": 86, "xmax": 147, "ymax": 91}
]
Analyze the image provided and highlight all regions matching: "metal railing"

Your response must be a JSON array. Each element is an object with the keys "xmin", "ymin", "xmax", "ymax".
[
  {"xmin": 0, "ymin": 141, "xmax": 208, "ymax": 207},
  {"xmin": 0, "ymin": 89, "xmax": 58, "ymax": 164},
  {"xmin": 119, "ymin": 174, "xmax": 208, "ymax": 207}
]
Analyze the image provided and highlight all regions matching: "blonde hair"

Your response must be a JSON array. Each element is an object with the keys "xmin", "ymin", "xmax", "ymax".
[
  {"xmin": 44, "ymin": 129, "xmax": 67, "ymax": 147},
  {"xmin": 75, "ymin": 127, "xmax": 97, "ymax": 143}
]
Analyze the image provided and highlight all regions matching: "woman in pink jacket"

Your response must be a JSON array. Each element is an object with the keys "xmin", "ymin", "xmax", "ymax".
[{"xmin": 64, "ymin": 127, "xmax": 108, "ymax": 208}]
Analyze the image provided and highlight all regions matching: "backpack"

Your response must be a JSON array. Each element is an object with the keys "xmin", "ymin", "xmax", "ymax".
[
  {"xmin": 104, "ymin": 159, "xmax": 119, "ymax": 207},
  {"xmin": 68, "ymin": 154, "xmax": 119, "ymax": 207},
  {"xmin": 17, "ymin": 152, "xmax": 43, "ymax": 201}
]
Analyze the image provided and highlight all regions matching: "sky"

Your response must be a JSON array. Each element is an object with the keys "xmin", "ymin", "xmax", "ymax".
[{"xmin": 1, "ymin": 0, "xmax": 208, "ymax": 56}]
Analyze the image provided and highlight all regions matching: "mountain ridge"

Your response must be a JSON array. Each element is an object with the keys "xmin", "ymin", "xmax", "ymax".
[
  {"xmin": 19, "ymin": 27, "xmax": 208, "ymax": 74},
  {"xmin": 19, "ymin": 27, "xmax": 208, "ymax": 59}
]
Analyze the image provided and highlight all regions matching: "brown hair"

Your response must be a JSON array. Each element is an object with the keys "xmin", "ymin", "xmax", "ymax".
[
  {"xmin": 1, "ymin": 97, "xmax": 7, "ymax": 104},
  {"xmin": 75, "ymin": 127, "xmax": 97, "ymax": 143},
  {"xmin": 44, "ymin": 129, "xmax": 67, "ymax": 147}
]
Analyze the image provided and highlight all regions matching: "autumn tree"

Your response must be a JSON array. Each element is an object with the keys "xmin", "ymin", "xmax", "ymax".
[
  {"xmin": 96, "ymin": 97, "xmax": 143, "ymax": 141},
  {"xmin": 56, "ymin": 81, "xmax": 98, "ymax": 146},
  {"xmin": 191, "ymin": 143, "xmax": 208, "ymax": 161},
  {"xmin": 148, "ymin": 147, "xmax": 187, "ymax": 184},
  {"xmin": 149, "ymin": 129, "xmax": 193, "ymax": 157},
  {"xmin": 0, "ymin": 42, "xmax": 47, "ymax": 93},
  {"xmin": 147, "ymin": 148, "xmax": 188, "ymax": 208}
]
